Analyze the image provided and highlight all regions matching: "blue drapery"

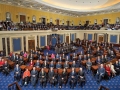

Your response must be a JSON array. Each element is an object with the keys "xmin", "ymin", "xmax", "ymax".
[
  {"xmin": 13, "ymin": 38, "xmax": 21, "ymax": 51},
  {"xmin": 51, "ymin": 37, "xmax": 57, "ymax": 46},
  {"xmin": 70, "ymin": 34, "xmax": 74, "ymax": 41},
  {"xmin": 40, "ymin": 36, "xmax": 45, "ymax": 46},
  {"xmin": 60, "ymin": 35, "xmax": 63, "ymax": 43},
  {"xmin": 88, "ymin": 34, "xmax": 92, "ymax": 40},
  {"xmin": 110, "ymin": 35, "xmax": 117, "ymax": 43}
]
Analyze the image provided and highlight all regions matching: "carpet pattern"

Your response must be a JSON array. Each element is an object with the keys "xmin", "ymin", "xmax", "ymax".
[{"xmin": 0, "ymin": 46, "xmax": 120, "ymax": 90}]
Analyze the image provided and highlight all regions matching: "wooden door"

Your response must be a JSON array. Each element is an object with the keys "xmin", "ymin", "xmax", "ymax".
[
  {"xmin": 67, "ymin": 21, "xmax": 70, "ymax": 26},
  {"xmin": 20, "ymin": 15, "xmax": 26, "ymax": 22},
  {"xmin": 28, "ymin": 40, "xmax": 35, "ymax": 51},
  {"xmin": 66, "ymin": 36, "xmax": 69, "ymax": 44},
  {"xmin": 56, "ymin": 19, "xmax": 59, "ymax": 25},
  {"xmin": 99, "ymin": 35, "xmax": 104, "ymax": 42}
]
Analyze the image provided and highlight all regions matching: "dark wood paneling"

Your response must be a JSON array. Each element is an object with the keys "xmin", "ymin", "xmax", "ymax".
[
  {"xmin": 2, "ymin": 38, "xmax": 6, "ymax": 56},
  {"xmin": 23, "ymin": 36, "xmax": 26, "ymax": 51},
  {"xmin": 28, "ymin": 40, "xmax": 35, "ymax": 51},
  {"xmin": 7, "ymin": 38, "xmax": 10, "ymax": 55}
]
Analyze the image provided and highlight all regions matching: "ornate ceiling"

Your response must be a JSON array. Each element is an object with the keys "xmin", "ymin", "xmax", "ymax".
[{"xmin": 1, "ymin": 0, "xmax": 120, "ymax": 17}]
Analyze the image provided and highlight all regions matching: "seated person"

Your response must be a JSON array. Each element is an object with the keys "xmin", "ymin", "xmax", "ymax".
[
  {"xmin": 0, "ymin": 59, "xmax": 5, "ymax": 68},
  {"xmin": 35, "ymin": 60, "xmax": 40, "ymax": 68},
  {"xmin": 87, "ymin": 54, "xmax": 91, "ymax": 59},
  {"xmin": 14, "ymin": 64, "xmax": 21, "ymax": 81},
  {"xmin": 114, "ymin": 60, "xmax": 120, "ymax": 75},
  {"xmin": 38, "ymin": 55, "xmax": 42, "ymax": 60},
  {"xmin": 105, "ymin": 64, "xmax": 111, "ymax": 79},
  {"xmin": 78, "ymin": 67, "xmax": 86, "ymax": 87},
  {"xmin": 59, "ymin": 68, "xmax": 68, "ymax": 87},
  {"xmin": 42, "ymin": 60, "xmax": 48, "ymax": 68},
  {"xmin": 11, "ymin": 53, "xmax": 16, "ymax": 62},
  {"xmin": 48, "ymin": 68, "xmax": 57, "ymax": 87},
  {"xmin": 34, "ymin": 50, "xmax": 38, "ymax": 55},
  {"xmin": 59, "ymin": 56, "xmax": 62, "ymax": 62},
  {"xmin": 23, "ymin": 52, "xmax": 27, "ymax": 58},
  {"xmin": 71, "ymin": 61, "xmax": 76, "ymax": 68},
  {"xmin": 56, "ymin": 61, "xmax": 61, "ymax": 69},
  {"xmin": 2, "ymin": 61, "xmax": 10, "ymax": 75},
  {"xmin": 31, "ymin": 67, "xmax": 38, "ymax": 86},
  {"xmin": 96, "ymin": 64, "xmax": 105, "ymax": 83},
  {"xmin": 86, "ymin": 59, "xmax": 92, "ymax": 73},
  {"xmin": 83, "ymin": 55, "xmax": 87, "ymax": 60},
  {"xmin": 51, "ymin": 53, "xmax": 55, "ymax": 59},
  {"xmin": 110, "ymin": 51, "xmax": 115, "ymax": 58},
  {"xmin": 39, "ymin": 68, "xmax": 47, "ymax": 88},
  {"xmin": 87, "ymin": 48, "xmax": 91, "ymax": 54},
  {"xmin": 62, "ymin": 53, "xmax": 65, "ymax": 59},
  {"xmin": 109, "ymin": 63, "xmax": 116, "ymax": 77},
  {"xmin": 0, "ymin": 51, "xmax": 4, "ymax": 57},
  {"xmin": 21, "ymin": 69, "xmax": 31, "ymax": 86},
  {"xmin": 49, "ymin": 61, "xmax": 54, "ymax": 68},
  {"xmin": 69, "ymin": 68, "xmax": 77, "ymax": 89},
  {"xmin": 78, "ymin": 55, "xmax": 82, "ymax": 61},
  {"xmin": 19, "ymin": 56, "xmax": 24, "ymax": 65},
  {"xmin": 20, "ymin": 51, "xmax": 24, "ymax": 56},
  {"xmin": 64, "ymin": 61, "xmax": 69, "ymax": 69},
  {"xmin": 28, "ymin": 54, "xmax": 33, "ymax": 62},
  {"xmin": 66, "ymin": 56, "xmax": 69, "ymax": 61},
  {"xmin": 96, "ymin": 56, "xmax": 102, "ymax": 65},
  {"xmin": 56, "ymin": 53, "xmax": 59, "ymax": 59},
  {"xmin": 29, "ymin": 60, "xmax": 34, "ymax": 66},
  {"xmin": 15, "ymin": 54, "xmax": 19, "ymax": 64}
]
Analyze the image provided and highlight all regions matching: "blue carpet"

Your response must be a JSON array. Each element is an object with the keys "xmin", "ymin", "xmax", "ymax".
[{"xmin": 0, "ymin": 47, "xmax": 120, "ymax": 90}]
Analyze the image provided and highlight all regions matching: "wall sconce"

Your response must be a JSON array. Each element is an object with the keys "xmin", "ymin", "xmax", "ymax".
[
  {"xmin": 16, "ymin": 15, "xmax": 18, "ymax": 18},
  {"xmin": 109, "ymin": 19, "xmax": 111, "ymax": 22},
  {"xmin": 100, "ymin": 20, "xmax": 102, "ymax": 22},
  {"xmin": 47, "ymin": 19, "xmax": 48, "ymax": 21},
  {"xmin": 28, "ymin": 17, "xmax": 30, "ymax": 20}
]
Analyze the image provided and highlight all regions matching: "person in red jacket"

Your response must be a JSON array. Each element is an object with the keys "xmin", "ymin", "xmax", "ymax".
[
  {"xmin": 0, "ymin": 59, "xmax": 5, "ymax": 67},
  {"xmin": 29, "ymin": 60, "xmax": 34, "ymax": 66},
  {"xmin": 105, "ymin": 64, "xmax": 111, "ymax": 79}
]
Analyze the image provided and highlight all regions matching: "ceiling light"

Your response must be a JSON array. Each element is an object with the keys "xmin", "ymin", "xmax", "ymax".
[
  {"xmin": 18, "ymin": 3, "xmax": 20, "ymax": 5},
  {"xmin": 40, "ymin": 8, "xmax": 41, "ymax": 9},
  {"xmin": 48, "ymin": 9, "xmax": 49, "ymax": 11},
  {"xmin": 30, "ymin": 6, "xmax": 32, "ymax": 7}
]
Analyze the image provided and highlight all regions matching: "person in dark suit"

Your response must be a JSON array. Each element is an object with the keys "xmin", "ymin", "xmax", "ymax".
[
  {"xmin": 19, "ymin": 56, "xmax": 24, "ymax": 65},
  {"xmin": 35, "ymin": 60, "xmax": 40, "ymax": 68},
  {"xmin": 96, "ymin": 56, "xmax": 102, "ymax": 65},
  {"xmin": 114, "ymin": 60, "xmax": 120, "ymax": 75},
  {"xmin": 96, "ymin": 64, "xmax": 105, "ymax": 83},
  {"xmin": 56, "ymin": 61, "xmax": 61, "ymax": 69},
  {"xmin": 0, "ymin": 51, "xmax": 4, "ymax": 57},
  {"xmin": 42, "ymin": 60, "xmax": 48, "ymax": 68},
  {"xmin": 87, "ymin": 48, "xmax": 91, "ymax": 54},
  {"xmin": 28, "ymin": 54, "xmax": 33, "ymax": 62},
  {"xmin": 56, "ymin": 53, "xmax": 59, "ymax": 59},
  {"xmin": 49, "ymin": 61, "xmax": 54, "ymax": 68},
  {"xmin": 31, "ymin": 67, "xmax": 38, "ymax": 86},
  {"xmin": 32, "ymin": 50, "xmax": 35, "ymax": 54},
  {"xmin": 11, "ymin": 53, "xmax": 16, "ymax": 62},
  {"xmin": 69, "ymin": 68, "xmax": 77, "ymax": 89},
  {"xmin": 72, "ymin": 61, "xmax": 76, "ymax": 68},
  {"xmin": 66, "ymin": 55, "xmax": 69, "ymax": 61},
  {"xmin": 14, "ymin": 64, "xmax": 21, "ymax": 81},
  {"xmin": 2, "ymin": 61, "xmax": 10, "ymax": 76},
  {"xmin": 86, "ymin": 59, "xmax": 92, "ymax": 73},
  {"xmin": 110, "ymin": 51, "xmax": 115, "ymax": 59},
  {"xmin": 38, "ymin": 55, "xmax": 42, "ymax": 60},
  {"xmin": 48, "ymin": 68, "xmax": 57, "ymax": 87},
  {"xmin": 61, "ymin": 68, "xmax": 68, "ymax": 86},
  {"xmin": 15, "ymin": 54, "xmax": 19, "ymax": 64},
  {"xmin": 39, "ymin": 68, "xmax": 47, "ymax": 88},
  {"xmin": 20, "ymin": 51, "xmax": 24, "ymax": 56},
  {"xmin": 64, "ymin": 61, "xmax": 69, "ymax": 69},
  {"xmin": 78, "ymin": 68, "xmax": 86, "ymax": 87}
]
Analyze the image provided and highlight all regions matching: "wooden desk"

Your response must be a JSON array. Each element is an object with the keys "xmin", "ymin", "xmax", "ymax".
[
  {"xmin": 23, "ymin": 58, "xmax": 28, "ymax": 63},
  {"xmin": 25, "ymin": 66, "xmax": 33, "ymax": 71},
  {"xmin": 67, "ymin": 69, "xmax": 71, "ymax": 74},
  {"xmin": 20, "ymin": 65, "xmax": 26, "ymax": 71},
  {"xmin": 7, "ymin": 60, "xmax": 15, "ymax": 69},
  {"xmin": 58, "ymin": 69, "xmax": 63, "ymax": 75}
]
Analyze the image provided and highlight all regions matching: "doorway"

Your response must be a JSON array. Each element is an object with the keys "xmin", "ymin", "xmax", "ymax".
[
  {"xmin": 56, "ymin": 19, "xmax": 59, "ymax": 25},
  {"xmin": 66, "ymin": 36, "xmax": 69, "ymax": 44},
  {"xmin": 41, "ymin": 18, "xmax": 46, "ymax": 25},
  {"xmin": 28, "ymin": 40, "xmax": 35, "ymax": 51},
  {"xmin": 20, "ymin": 15, "xmax": 26, "ymax": 23},
  {"xmin": 98, "ymin": 35, "xmax": 104, "ymax": 42},
  {"xmin": 104, "ymin": 19, "xmax": 108, "ymax": 25},
  {"xmin": 67, "ymin": 21, "xmax": 70, "ymax": 26}
]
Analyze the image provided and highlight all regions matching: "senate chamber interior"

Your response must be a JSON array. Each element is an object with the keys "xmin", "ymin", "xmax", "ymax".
[{"xmin": 0, "ymin": 0, "xmax": 120, "ymax": 90}]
